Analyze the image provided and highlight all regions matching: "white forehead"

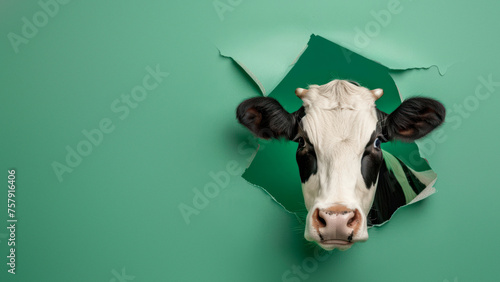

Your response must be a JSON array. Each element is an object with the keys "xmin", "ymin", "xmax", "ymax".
[{"xmin": 300, "ymin": 80, "xmax": 378, "ymax": 153}]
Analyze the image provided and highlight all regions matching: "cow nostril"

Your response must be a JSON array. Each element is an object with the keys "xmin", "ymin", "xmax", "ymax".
[
  {"xmin": 313, "ymin": 208, "xmax": 327, "ymax": 228},
  {"xmin": 347, "ymin": 217, "xmax": 354, "ymax": 226},
  {"xmin": 347, "ymin": 216, "xmax": 356, "ymax": 228},
  {"xmin": 318, "ymin": 213, "xmax": 326, "ymax": 227},
  {"xmin": 346, "ymin": 211, "xmax": 360, "ymax": 228}
]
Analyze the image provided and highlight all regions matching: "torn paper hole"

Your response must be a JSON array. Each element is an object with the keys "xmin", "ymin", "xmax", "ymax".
[{"xmin": 227, "ymin": 34, "xmax": 441, "ymax": 227}]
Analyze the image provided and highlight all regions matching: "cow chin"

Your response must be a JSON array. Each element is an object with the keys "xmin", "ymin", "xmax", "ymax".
[
  {"xmin": 317, "ymin": 241, "xmax": 355, "ymax": 252},
  {"xmin": 304, "ymin": 203, "xmax": 370, "ymax": 251}
]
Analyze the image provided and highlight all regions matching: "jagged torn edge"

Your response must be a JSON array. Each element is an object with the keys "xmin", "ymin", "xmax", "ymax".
[
  {"xmin": 219, "ymin": 36, "xmax": 448, "ymax": 96},
  {"xmin": 240, "ymin": 145, "xmax": 305, "ymax": 223},
  {"xmin": 218, "ymin": 44, "xmax": 309, "ymax": 97},
  {"xmin": 223, "ymin": 35, "xmax": 445, "ymax": 224}
]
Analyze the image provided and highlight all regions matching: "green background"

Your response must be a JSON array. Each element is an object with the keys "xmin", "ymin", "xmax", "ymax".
[{"xmin": 1, "ymin": 0, "xmax": 499, "ymax": 281}]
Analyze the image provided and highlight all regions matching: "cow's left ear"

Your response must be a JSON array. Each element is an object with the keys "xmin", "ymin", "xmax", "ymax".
[
  {"xmin": 383, "ymin": 97, "xmax": 446, "ymax": 142},
  {"xmin": 236, "ymin": 97, "xmax": 302, "ymax": 140}
]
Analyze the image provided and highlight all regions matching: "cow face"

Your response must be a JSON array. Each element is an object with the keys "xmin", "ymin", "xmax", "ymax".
[{"xmin": 236, "ymin": 79, "xmax": 445, "ymax": 250}]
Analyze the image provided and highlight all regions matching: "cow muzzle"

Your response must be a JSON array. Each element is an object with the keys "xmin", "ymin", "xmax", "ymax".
[{"xmin": 308, "ymin": 205, "xmax": 367, "ymax": 250}]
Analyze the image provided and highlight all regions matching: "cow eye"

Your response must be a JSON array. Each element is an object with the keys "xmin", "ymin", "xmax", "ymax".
[
  {"xmin": 298, "ymin": 137, "xmax": 306, "ymax": 148},
  {"xmin": 373, "ymin": 138, "xmax": 381, "ymax": 149}
]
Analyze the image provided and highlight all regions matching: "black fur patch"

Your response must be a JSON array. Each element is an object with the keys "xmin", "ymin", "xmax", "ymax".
[
  {"xmin": 360, "ymin": 131, "xmax": 383, "ymax": 189},
  {"xmin": 399, "ymin": 159, "xmax": 427, "ymax": 194},
  {"xmin": 296, "ymin": 134, "xmax": 318, "ymax": 183},
  {"xmin": 367, "ymin": 158, "xmax": 407, "ymax": 226}
]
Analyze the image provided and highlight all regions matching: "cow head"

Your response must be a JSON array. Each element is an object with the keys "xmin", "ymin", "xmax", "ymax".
[{"xmin": 236, "ymin": 79, "xmax": 445, "ymax": 250}]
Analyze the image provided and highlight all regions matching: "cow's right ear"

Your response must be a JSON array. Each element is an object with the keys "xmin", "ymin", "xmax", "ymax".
[
  {"xmin": 383, "ymin": 97, "xmax": 446, "ymax": 142},
  {"xmin": 236, "ymin": 97, "xmax": 300, "ymax": 140}
]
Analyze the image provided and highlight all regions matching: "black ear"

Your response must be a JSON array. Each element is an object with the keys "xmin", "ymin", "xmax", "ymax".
[
  {"xmin": 236, "ymin": 97, "xmax": 301, "ymax": 140},
  {"xmin": 384, "ymin": 97, "xmax": 446, "ymax": 142}
]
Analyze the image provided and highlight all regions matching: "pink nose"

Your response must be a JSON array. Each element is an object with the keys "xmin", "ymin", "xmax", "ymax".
[{"xmin": 312, "ymin": 205, "xmax": 361, "ymax": 243}]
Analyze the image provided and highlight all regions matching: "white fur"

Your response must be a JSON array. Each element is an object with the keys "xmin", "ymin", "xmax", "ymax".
[{"xmin": 300, "ymin": 80, "xmax": 379, "ymax": 250}]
